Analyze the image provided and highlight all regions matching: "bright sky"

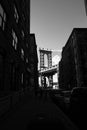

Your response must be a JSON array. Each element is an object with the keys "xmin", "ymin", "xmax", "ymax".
[
  {"xmin": 30, "ymin": 0, "xmax": 87, "ymax": 82},
  {"xmin": 30, "ymin": 0, "xmax": 87, "ymax": 50},
  {"xmin": 30, "ymin": 0, "xmax": 87, "ymax": 69}
]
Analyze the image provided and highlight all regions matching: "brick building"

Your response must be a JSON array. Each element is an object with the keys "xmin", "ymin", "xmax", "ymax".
[
  {"xmin": 58, "ymin": 28, "xmax": 87, "ymax": 90},
  {"xmin": 0, "ymin": 0, "xmax": 39, "ymax": 117},
  {"xmin": 0, "ymin": 0, "xmax": 30, "ymax": 94}
]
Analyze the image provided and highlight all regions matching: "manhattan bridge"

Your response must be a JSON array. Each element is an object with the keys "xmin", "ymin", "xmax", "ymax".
[{"xmin": 38, "ymin": 48, "xmax": 59, "ymax": 89}]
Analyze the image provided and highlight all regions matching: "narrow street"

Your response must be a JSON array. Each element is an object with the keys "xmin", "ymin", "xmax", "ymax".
[{"xmin": 0, "ymin": 93, "xmax": 78, "ymax": 130}]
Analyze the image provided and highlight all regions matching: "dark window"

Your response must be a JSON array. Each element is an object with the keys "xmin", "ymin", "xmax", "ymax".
[
  {"xmin": 21, "ymin": 73, "xmax": 23, "ymax": 84},
  {"xmin": 21, "ymin": 48, "xmax": 24, "ymax": 60},
  {"xmin": 21, "ymin": 30, "xmax": 25, "ymax": 38},
  {"xmin": 12, "ymin": 29, "xmax": 18, "ymax": 50},
  {"xmin": 26, "ymin": 58, "xmax": 28, "ymax": 63},
  {"xmin": 22, "ymin": 13, "xmax": 25, "ymax": 22},
  {"xmin": 14, "ymin": 5, "xmax": 19, "ymax": 23},
  {"xmin": 26, "ymin": 43, "xmax": 28, "ymax": 48}
]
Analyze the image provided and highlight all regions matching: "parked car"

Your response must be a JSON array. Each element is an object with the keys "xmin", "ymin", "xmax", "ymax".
[{"xmin": 69, "ymin": 87, "xmax": 87, "ymax": 129}]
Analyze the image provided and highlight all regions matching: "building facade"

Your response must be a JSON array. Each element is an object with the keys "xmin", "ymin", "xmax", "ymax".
[
  {"xmin": 0, "ymin": 0, "xmax": 31, "ymax": 94},
  {"xmin": 29, "ymin": 34, "xmax": 38, "ymax": 94},
  {"xmin": 58, "ymin": 28, "xmax": 87, "ymax": 90}
]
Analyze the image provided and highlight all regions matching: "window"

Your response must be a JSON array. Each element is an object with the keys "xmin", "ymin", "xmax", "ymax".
[
  {"xmin": 0, "ymin": 4, "xmax": 6, "ymax": 30},
  {"xmin": 22, "ymin": 13, "xmax": 25, "ymax": 22},
  {"xmin": 14, "ymin": 5, "xmax": 19, "ymax": 23},
  {"xmin": 12, "ymin": 29, "xmax": 18, "ymax": 50},
  {"xmin": 0, "ymin": 54, "xmax": 4, "ymax": 89},
  {"xmin": 26, "ymin": 43, "xmax": 28, "ymax": 48},
  {"xmin": 21, "ymin": 30, "xmax": 24, "ymax": 38},
  {"xmin": 21, "ymin": 48, "xmax": 24, "ymax": 60},
  {"xmin": 26, "ymin": 58, "xmax": 28, "ymax": 63},
  {"xmin": 0, "ymin": 54, "xmax": 3, "ymax": 74},
  {"xmin": 21, "ymin": 73, "xmax": 23, "ymax": 84}
]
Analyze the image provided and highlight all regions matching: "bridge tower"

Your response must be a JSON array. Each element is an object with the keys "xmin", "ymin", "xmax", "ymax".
[{"xmin": 39, "ymin": 48, "xmax": 53, "ymax": 88}]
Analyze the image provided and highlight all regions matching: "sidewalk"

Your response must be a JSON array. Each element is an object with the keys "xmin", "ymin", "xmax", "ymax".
[{"xmin": 0, "ymin": 94, "xmax": 78, "ymax": 130}]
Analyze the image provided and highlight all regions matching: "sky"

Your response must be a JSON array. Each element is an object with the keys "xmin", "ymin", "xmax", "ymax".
[{"xmin": 30, "ymin": 0, "xmax": 87, "ymax": 65}]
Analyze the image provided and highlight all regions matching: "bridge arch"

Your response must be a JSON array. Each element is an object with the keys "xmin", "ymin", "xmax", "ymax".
[
  {"xmin": 39, "ymin": 48, "xmax": 52, "ymax": 69},
  {"xmin": 44, "ymin": 54, "xmax": 48, "ymax": 68},
  {"xmin": 39, "ymin": 48, "xmax": 53, "ymax": 88}
]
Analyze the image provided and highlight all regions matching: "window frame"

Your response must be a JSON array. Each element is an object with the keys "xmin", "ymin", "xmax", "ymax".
[
  {"xmin": 12, "ymin": 29, "xmax": 18, "ymax": 50},
  {"xmin": 14, "ymin": 4, "xmax": 19, "ymax": 23},
  {"xmin": 21, "ymin": 48, "xmax": 24, "ymax": 60}
]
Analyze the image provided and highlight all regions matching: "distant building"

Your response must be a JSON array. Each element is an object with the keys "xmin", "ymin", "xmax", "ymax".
[
  {"xmin": 59, "ymin": 28, "xmax": 87, "ymax": 90},
  {"xmin": 30, "ymin": 34, "xmax": 38, "ymax": 93}
]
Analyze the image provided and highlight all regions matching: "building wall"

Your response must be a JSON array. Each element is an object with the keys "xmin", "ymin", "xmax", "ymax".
[
  {"xmin": 29, "ymin": 34, "xmax": 38, "ymax": 93},
  {"xmin": 0, "ymin": 0, "xmax": 30, "ymax": 93},
  {"xmin": 0, "ymin": 0, "xmax": 39, "ymax": 117},
  {"xmin": 74, "ymin": 28, "xmax": 87, "ymax": 87},
  {"xmin": 58, "ymin": 28, "xmax": 87, "ymax": 90}
]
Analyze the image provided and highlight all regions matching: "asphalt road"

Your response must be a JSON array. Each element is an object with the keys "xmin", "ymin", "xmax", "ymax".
[{"xmin": 0, "ymin": 94, "xmax": 78, "ymax": 130}]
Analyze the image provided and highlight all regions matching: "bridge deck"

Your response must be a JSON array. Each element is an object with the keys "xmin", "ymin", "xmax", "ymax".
[{"xmin": 39, "ymin": 65, "xmax": 58, "ymax": 76}]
